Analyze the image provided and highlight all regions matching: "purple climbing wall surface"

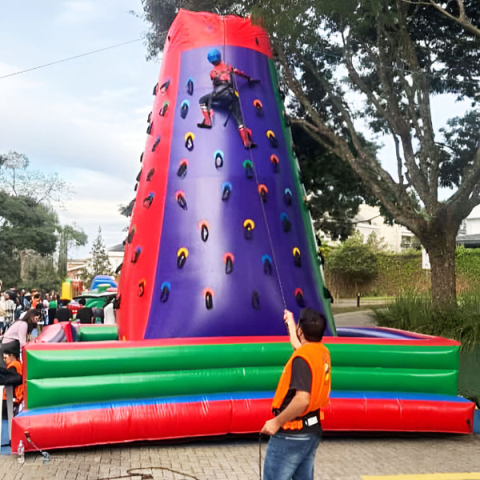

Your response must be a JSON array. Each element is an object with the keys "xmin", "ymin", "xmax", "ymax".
[{"xmin": 144, "ymin": 46, "xmax": 332, "ymax": 339}]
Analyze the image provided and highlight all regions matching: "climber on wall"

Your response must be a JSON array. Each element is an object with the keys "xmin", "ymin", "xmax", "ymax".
[{"xmin": 197, "ymin": 48, "xmax": 259, "ymax": 149}]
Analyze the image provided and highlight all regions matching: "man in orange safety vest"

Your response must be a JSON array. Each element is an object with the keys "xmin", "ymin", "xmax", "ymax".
[{"xmin": 261, "ymin": 308, "xmax": 331, "ymax": 480}]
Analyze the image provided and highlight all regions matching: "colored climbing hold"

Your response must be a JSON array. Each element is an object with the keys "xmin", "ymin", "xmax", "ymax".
[
  {"xmin": 143, "ymin": 192, "xmax": 155, "ymax": 208},
  {"xmin": 177, "ymin": 159, "xmax": 188, "ymax": 178},
  {"xmin": 177, "ymin": 248, "xmax": 189, "ymax": 269},
  {"xmin": 140, "ymin": 152, "xmax": 144, "ymax": 163},
  {"xmin": 136, "ymin": 169, "xmax": 142, "ymax": 182},
  {"xmin": 199, "ymin": 220, "xmax": 209, "ymax": 242},
  {"xmin": 180, "ymin": 100, "xmax": 190, "ymax": 119},
  {"xmin": 152, "ymin": 135, "xmax": 161, "ymax": 152},
  {"xmin": 131, "ymin": 246, "xmax": 142, "ymax": 264},
  {"xmin": 266, "ymin": 130, "xmax": 279, "ymax": 148},
  {"xmin": 223, "ymin": 253, "xmax": 234, "ymax": 274},
  {"xmin": 187, "ymin": 78, "xmax": 194, "ymax": 96},
  {"xmin": 280, "ymin": 212, "xmax": 291, "ymax": 232},
  {"xmin": 138, "ymin": 279, "xmax": 146, "ymax": 297},
  {"xmin": 262, "ymin": 255, "xmax": 273, "ymax": 275},
  {"xmin": 134, "ymin": 182, "xmax": 139, "ymax": 192},
  {"xmin": 204, "ymin": 288, "xmax": 214, "ymax": 310},
  {"xmin": 284, "ymin": 188, "xmax": 293, "ymax": 206},
  {"xmin": 251, "ymin": 291, "xmax": 261, "ymax": 310},
  {"xmin": 152, "ymin": 83, "xmax": 158, "ymax": 95},
  {"xmin": 221, "ymin": 182, "xmax": 232, "ymax": 201},
  {"xmin": 114, "ymin": 295, "xmax": 121, "ymax": 310},
  {"xmin": 243, "ymin": 219, "xmax": 255, "ymax": 240},
  {"xmin": 185, "ymin": 132, "xmax": 195, "ymax": 151},
  {"xmin": 175, "ymin": 190, "xmax": 187, "ymax": 210},
  {"xmin": 253, "ymin": 99, "xmax": 264, "ymax": 117},
  {"xmin": 160, "ymin": 101, "xmax": 169, "ymax": 116},
  {"xmin": 242, "ymin": 160, "xmax": 254, "ymax": 179},
  {"xmin": 293, "ymin": 247, "xmax": 302, "ymax": 267},
  {"xmin": 146, "ymin": 168, "xmax": 155, "ymax": 181},
  {"xmin": 160, "ymin": 281, "xmax": 171, "ymax": 302},
  {"xmin": 295, "ymin": 288, "xmax": 305, "ymax": 307},
  {"xmin": 258, "ymin": 184, "xmax": 268, "ymax": 203},
  {"xmin": 270, "ymin": 154, "xmax": 280, "ymax": 173},
  {"xmin": 214, "ymin": 150, "xmax": 224, "ymax": 169},
  {"xmin": 147, "ymin": 111, "xmax": 152, "ymax": 123},
  {"xmin": 159, "ymin": 79, "xmax": 170, "ymax": 94},
  {"xmin": 127, "ymin": 226, "xmax": 136, "ymax": 244},
  {"xmin": 146, "ymin": 122, "xmax": 153, "ymax": 135}
]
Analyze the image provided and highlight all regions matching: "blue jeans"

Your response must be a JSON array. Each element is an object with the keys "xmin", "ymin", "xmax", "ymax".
[{"xmin": 263, "ymin": 432, "xmax": 322, "ymax": 480}]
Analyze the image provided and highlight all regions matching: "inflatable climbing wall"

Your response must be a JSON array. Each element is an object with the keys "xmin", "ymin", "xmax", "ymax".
[{"xmin": 117, "ymin": 9, "xmax": 335, "ymax": 341}]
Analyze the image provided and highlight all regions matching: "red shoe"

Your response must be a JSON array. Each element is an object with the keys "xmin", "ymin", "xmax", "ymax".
[
  {"xmin": 239, "ymin": 127, "xmax": 256, "ymax": 149},
  {"xmin": 197, "ymin": 109, "xmax": 212, "ymax": 129}
]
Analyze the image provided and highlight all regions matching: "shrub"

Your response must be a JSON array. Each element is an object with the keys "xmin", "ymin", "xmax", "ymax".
[{"xmin": 374, "ymin": 291, "xmax": 480, "ymax": 351}]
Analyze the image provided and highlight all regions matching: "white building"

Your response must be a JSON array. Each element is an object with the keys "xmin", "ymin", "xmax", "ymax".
[
  {"xmin": 353, "ymin": 204, "xmax": 417, "ymax": 252},
  {"xmin": 457, "ymin": 205, "xmax": 480, "ymax": 248}
]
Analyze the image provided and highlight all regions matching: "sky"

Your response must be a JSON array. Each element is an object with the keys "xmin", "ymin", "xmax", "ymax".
[
  {"xmin": 0, "ymin": 2, "xmax": 474, "ymax": 260},
  {"xmin": 0, "ymin": 1, "xmax": 159, "ymax": 258}
]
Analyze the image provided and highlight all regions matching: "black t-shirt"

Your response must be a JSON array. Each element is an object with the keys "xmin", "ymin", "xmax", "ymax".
[
  {"xmin": 55, "ymin": 307, "xmax": 73, "ymax": 323},
  {"xmin": 276, "ymin": 357, "xmax": 321, "ymax": 434}
]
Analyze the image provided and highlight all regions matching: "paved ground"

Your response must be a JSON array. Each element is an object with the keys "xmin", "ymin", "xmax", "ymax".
[
  {"xmin": 2, "ymin": 434, "xmax": 480, "ymax": 480},
  {"xmin": 334, "ymin": 310, "xmax": 376, "ymax": 327}
]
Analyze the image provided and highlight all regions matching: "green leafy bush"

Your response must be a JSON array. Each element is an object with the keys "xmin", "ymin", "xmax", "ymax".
[{"xmin": 374, "ymin": 291, "xmax": 480, "ymax": 351}]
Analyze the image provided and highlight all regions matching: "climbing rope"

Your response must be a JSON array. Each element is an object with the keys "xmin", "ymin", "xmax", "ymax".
[{"xmin": 228, "ymin": 51, "xmax": 287, "ymax": 310}]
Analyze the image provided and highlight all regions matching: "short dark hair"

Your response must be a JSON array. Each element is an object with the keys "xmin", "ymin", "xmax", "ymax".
[{"xmin": 298, "ymin": 308, "xmax": 327, "ymax": 342}]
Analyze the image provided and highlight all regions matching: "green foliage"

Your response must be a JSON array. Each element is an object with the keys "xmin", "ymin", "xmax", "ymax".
[
  {"xmin": 57, "ymin": 225, "xmax": 88, "ymax": 278},
  {"xmin": 23, "ymin": 256, "xmax": 62, "ymax": 293},
  {"xmin": 327, "ymin": 233, "xmax": 378, "ymax": 288},
  {"xmin": 374, "ymin": 291, "xmax": 480, "ymax": 351},
  {"xmin": 81, "ymin": 228, "xmax": 113, "ymax": 287},
  {"xmin": 0, "ymin": 192, "xmax": 60, "ymax": 287}
]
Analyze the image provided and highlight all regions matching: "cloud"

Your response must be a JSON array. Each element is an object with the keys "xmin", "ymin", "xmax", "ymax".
[{"xmin": 55, "ymin": 1, "xmax": 101, "ymax": 25}]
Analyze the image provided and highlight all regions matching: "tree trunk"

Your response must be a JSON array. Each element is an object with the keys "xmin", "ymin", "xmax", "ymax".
[{"xmin": 422, "ymin": 229, "xmax": 458, "ymax": 307}]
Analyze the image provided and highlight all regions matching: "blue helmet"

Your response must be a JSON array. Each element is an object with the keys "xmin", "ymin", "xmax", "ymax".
[{"xmin": 207, "ymin": 48, "xmax": 221, "ymax": 64}]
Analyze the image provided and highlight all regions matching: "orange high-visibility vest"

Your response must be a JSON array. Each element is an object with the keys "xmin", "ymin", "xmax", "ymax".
[
  {"xmin": 2, "ymin": 359, "xmax": 23, "ymax": 404},
  {"xmin": 272, "ymin": 342, "xmax": 331, "ymax": 430}
]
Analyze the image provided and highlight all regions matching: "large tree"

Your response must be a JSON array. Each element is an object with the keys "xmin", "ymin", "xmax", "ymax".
[
  {"xmin": 0, "ymin": 151, "xmax": 70, "ymax": 206},
  {"xmin": 57, "ymin": 225, "xmax": 88, "ymax": 278},
  {"xmin": 0, "ymin": 192, "xmax": 59, "ymax": 287},
  {"xmin": 140, "ymin": 0, "xmax": 480, "ymax": 305}
]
